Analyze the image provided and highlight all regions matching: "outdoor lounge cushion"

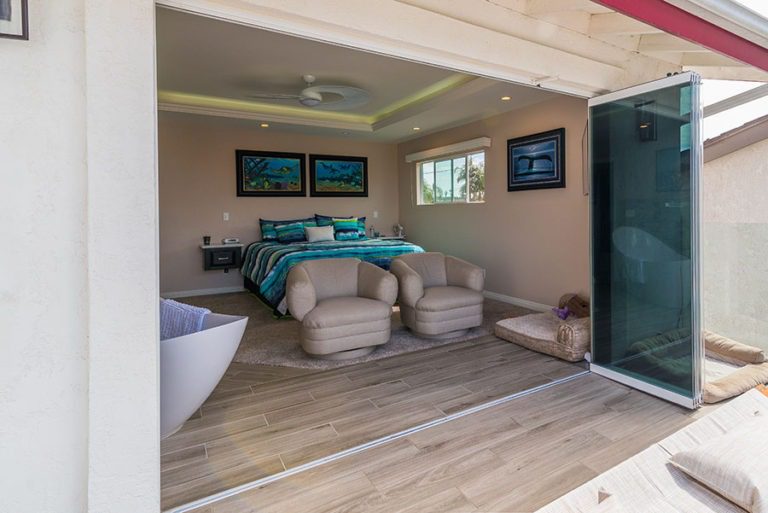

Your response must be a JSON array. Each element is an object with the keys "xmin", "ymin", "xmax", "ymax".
[
  {"xmin": 702, "ymin": 330, "xmax": 768, "ymax": 403},
  {"xmin": 703, "ymin": 362, "xmax": 768, "ymax": 403},
  {"xmin": 495, "ymin": 312, "xmax": 590, "ymax": 362},
  {"xmin": 704, "ymin": 330, "xmax": 766, "ymax": 365},
  {"xmin": 669, "ymin": 415, "xmax": 768, "ymax": 513},
  {"xmin": 535, "ymin": 389, "xmax": 768, "ymax": 513}
]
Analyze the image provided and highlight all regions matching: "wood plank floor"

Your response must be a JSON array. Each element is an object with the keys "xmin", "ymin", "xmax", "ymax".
[
  {"xmin": 161, "ymin": 335, "xmax": 586, "ymax": 510},
  {"xmin": 185, "ymin": 373, "xmax": 712, "ymax": 513}
]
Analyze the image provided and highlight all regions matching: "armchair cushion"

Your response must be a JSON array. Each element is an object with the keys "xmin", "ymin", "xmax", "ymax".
[
  {"xmin": 285, "ymin": 265, "xmax": 317, "ymax": 322},
  {"xmin": 303, "ymin": 297, "xmax": 391, "ymax": 329},
  {"xmin": 417, "ymin": 286, "xmax": 484, "ymax": 312},
  {"xmin": 358, "ymin": 261, "xmax": 398, "ymax": 305},
  {"xmin": 390, "ymin": 259, "xmax": 424, "ymax": 308},
  {"xmin": 446, "ymin": 256, "xmax": 485, "ymax": 292},
  {"xmin": 395, "ymin": 252, "xmax": 447, "ymax": 287},
  {"xmin": 296, "ymin": 258, "xmax": 359, "ymax": 301}
]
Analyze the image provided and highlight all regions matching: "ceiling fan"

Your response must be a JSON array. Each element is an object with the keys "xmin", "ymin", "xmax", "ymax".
[{"xmin": 247, "ymin": 74, "xmax": 370, "ymax": 111}]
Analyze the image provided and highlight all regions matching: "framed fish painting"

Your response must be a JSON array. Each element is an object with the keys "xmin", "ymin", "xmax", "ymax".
[
  {"xmin": 507, "ymin": 128, "xmax": 565, "ymax": 191},
  {"xmin": 235, "ymin": 150, "xmax": 306, "ymax": 197},
  {"xmin": 309, "ymin": 154, "xmax": 368, "ymax": 197}
]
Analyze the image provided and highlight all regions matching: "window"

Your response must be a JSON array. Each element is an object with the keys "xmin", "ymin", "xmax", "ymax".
[{"xmin": 418, "ymin": 151, "xmax": 485, "ymax": 205}]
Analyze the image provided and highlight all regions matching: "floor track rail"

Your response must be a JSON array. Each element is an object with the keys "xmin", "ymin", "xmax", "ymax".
[{"xmin": 165, "ymin": 369, "xmax": 591, "ymax": 513}]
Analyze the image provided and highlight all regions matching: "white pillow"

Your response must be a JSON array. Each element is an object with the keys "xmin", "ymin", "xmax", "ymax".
[
  {"xmin": 669, "ymin": 414, "xmax": 768, "ymax": 513},
  {"xmin": 305, "ymin": 225, "xmax": 334, "ymax": 243}
]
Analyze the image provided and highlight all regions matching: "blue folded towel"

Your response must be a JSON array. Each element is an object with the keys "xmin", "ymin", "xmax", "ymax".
[{"xmin": 160, "ymin": 299, "xmax": 211, "ymax": 340}]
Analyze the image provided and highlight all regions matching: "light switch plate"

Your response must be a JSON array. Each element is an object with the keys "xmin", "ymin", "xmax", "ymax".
[{"xmin": 223, "ymin": 212, "xmax": 230, "ymax": 221}]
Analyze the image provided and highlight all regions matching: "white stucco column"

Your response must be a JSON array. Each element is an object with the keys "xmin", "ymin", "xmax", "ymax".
[
  {"xmin": 84, "ymin": 1, "xmax": 160, "ymax": 512},
  {"xmin": 0, "ymin": 1, "xmax": 159, "ymax": 512}
]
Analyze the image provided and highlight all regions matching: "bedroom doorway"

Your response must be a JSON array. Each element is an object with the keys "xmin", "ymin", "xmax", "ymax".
[
  {"xmin": 151, "ymin": 2, "xmax": 719, "ymax": 512},
  {"xmin": 154, "ymin": 4, "xmax": 594, "ymax": 512}
]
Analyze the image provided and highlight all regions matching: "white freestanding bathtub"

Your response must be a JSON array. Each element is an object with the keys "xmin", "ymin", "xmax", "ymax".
[
  {"xmin": 160, "ymin": 313, "xmax": 248, "ymax": 439},
  {"xmin": 612, "ymin": 226, "xmax": 691, "ymax": 309}
]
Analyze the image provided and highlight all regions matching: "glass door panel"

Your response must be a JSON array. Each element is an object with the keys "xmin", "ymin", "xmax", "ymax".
[{"xmin": 589, "ymin": 72, "xmax": 703, "ymax": 408}]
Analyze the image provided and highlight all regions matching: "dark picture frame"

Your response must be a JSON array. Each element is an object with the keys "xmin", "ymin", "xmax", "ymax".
[
  {"xmin": 507, "ymin": 128, "xmax": 566, "ymax": 191},
  {"xmin": 309, "ymin": 154, "xmax": 368, "ymax": 197},
  {"xmin": 0, "ymin": 0, "xmax": 29, "ymax": 40},
  {"xmin": 235, "ymin": 149, "xmax": 306, "ymax": 197}
]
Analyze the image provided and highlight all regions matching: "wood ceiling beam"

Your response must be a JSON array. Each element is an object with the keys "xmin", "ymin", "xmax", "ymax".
[
  {"xmin": 589, "ymin": 13, "xmax": 662, "ymax": 35},
  {"xmin": 703, "ymin": 83, "xmax": 768, "ymax": 118},
  {"xmin": 525, "ymin": 0, "xmax": 597, "ymax": 15},
  {"xmin": 638, "ymin": 34, "xmax": 709, "ymax": 53},
  {"xmin": 685, "ymin": 65, "xmax": 768, "ymax": 82},
  {"xmin": 592, "ymin": 0, "xmax": 768, "ymax": 72},
  {"xmin": 681, "ymin": 52, "xmax": 746, "ymax": 67},
  {"xmin": 396, "ymin": 0, "xmax": 678, "ymax": 90}
]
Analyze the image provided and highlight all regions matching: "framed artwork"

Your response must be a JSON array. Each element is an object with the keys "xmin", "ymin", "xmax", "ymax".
[
  {"xmin": 309, "ymin": 154, "xmax": 368, "ymax": 197},
  {"xmin": 507, "ymin": 128, "xmax": 566, "ymax": 191},
  {"xmin": 0, "ymin": 0, "xmax": 28, "ymax": 40},
  {"xmin": 235, "ymin": 150, "xmax": 306, "ymax": 197}
]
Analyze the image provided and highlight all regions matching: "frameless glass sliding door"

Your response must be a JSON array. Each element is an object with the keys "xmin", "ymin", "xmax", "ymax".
[{"xmin": 589, "ymin": 72, "xmax": 703, "ymax": 408}]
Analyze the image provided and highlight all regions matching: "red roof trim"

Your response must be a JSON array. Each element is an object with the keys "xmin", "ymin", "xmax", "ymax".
[{"xmin": 593, "ymin": 0, "xmax": 768, "ymax": 72}]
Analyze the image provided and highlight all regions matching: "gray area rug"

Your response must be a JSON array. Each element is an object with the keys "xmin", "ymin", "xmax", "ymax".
[{"xmin": 183, "ymin": 292, "xmax": 534, "ymax": 370}]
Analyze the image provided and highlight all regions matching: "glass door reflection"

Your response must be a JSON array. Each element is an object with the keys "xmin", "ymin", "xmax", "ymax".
[{"xmin": 589, "ymin": 72, "xmax": 703, "ymax": 408}]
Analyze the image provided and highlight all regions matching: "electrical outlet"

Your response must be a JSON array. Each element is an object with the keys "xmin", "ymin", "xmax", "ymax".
[
  {"xmin": 373, "ymin": 210, "xmax": 379, "ymax": 219},
  {"xmin": 223, "ymin": 212, "xmax": 230, "ymax": 221}
]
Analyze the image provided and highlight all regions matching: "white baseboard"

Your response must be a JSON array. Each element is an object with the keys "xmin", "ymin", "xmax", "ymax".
[
  {"xmin": 483, "ymin": 290, "xmax": 553, "ymax": 312},
  {"xmin": 161, "ymin": 286, "xmax": 246, "ymax": 299}
]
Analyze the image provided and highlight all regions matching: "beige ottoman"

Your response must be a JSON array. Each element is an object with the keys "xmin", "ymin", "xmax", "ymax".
[{"xmin": 494, "ymin": 312, "xmax": 590, "ymax": 362}]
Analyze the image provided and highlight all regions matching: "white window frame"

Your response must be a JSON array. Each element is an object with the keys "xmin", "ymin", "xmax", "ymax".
[{"xmin": 417, "ymin": 150, "xmax": 486, "ymax": 205}]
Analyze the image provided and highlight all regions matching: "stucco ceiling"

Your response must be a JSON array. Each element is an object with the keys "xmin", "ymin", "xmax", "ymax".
[{"xmin": 155, "ymin": 7, "xmax": 558, "ymax": 141}]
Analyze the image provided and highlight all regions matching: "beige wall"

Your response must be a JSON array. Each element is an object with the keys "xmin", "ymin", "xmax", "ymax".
[
  {"xmin": 398, "ymin": 95, "xmax": 589, "ymax": 306},
  {"xmin": 702, "ymin": 137, "xmax": 768, "ymax": 351},
  {"xmin": 159, "ymin": 112, "xmax": 400, "ymax": 294}
]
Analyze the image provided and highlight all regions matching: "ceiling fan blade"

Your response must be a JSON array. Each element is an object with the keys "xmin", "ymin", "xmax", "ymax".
[{"xmin": 246, "ymin": 93, "xmax": 301, "ymax": 100}]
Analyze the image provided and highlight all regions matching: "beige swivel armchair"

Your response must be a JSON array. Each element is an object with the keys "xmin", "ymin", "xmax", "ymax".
[
  {"xmin": 391, "ymin": 252, "xmax": 485, "ymax": 338},
  {"xmin": 286, "ymin": 258, "xmax": 398, "ymax": 359}
]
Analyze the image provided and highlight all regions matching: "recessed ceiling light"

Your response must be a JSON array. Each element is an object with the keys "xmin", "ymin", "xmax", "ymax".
[
  {"xmin": 501, "ymin": 96, "xmax": 512, "ymax": 101},
  {"xmin": 413, "ymin": 127, "xmax": 421, "ymax": 131},
  {"xmin": 260, "ymin": 123, "xmax": 269, "ymax": 128}
]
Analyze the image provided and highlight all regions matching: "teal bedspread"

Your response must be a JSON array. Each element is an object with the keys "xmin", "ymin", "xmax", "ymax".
[{"xmin": 241, "ymin": 239, "xmax": 424, "ymax": 315}]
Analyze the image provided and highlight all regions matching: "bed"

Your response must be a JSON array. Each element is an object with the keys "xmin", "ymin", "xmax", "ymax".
[{"xmin": 241, "ymin": 238, "xmax": 424, "ymax": 315}]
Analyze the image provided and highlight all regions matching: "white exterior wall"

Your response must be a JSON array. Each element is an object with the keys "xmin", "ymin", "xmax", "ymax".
[
  {"xmin": 0, "ymin": 1, "xmax": 159, "ymax": 512},
  {"xmin": 703, "ymin": 137, "xmax": 768, "ymax": 351}
]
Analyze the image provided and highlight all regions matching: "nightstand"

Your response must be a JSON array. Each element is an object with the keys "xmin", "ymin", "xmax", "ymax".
[
  {"xmin": 374, "ymin": 236, "xmax": 406, "ymax": 241},
  {"xmin": 200, "ymin": 243, "xmax": 243, "ymax": 273}
]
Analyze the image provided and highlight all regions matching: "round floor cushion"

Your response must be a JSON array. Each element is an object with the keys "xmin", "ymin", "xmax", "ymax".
[{"xmin": 494, "ymin": 312, "xmax": 590, "ymax": 362}]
